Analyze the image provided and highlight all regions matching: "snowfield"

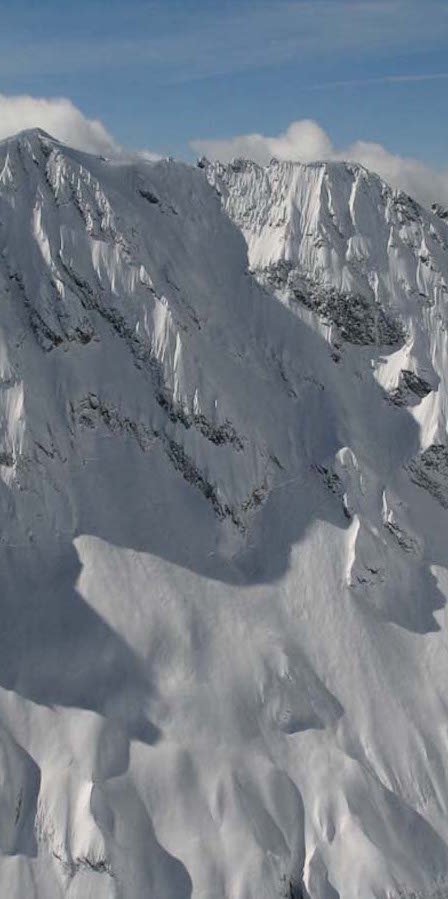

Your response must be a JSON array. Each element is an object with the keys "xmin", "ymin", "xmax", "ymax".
[{"xmin": 1, "ymin": 129, "xmax": 448, "ymax": 898}]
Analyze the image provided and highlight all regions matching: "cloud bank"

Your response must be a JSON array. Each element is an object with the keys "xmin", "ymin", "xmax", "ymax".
[{"xmin": 191, "ymin": 120, "xmax": 448, "ymax": 210}]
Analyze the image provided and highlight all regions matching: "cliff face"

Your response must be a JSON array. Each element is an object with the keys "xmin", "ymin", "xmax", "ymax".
[{"xmin": 1, "ymin": 129, "xmax": 448, "ymax": 899}]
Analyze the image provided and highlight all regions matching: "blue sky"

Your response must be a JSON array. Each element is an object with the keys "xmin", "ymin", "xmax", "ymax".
[{"xmin": 1, "ymin": 0, "xmax": 447, "ymax": 167}]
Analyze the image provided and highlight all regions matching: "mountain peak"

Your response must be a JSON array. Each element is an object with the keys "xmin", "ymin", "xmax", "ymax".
[{"xmin": 0, "ymin": 126, "xmax": 59, "ymax": 149}]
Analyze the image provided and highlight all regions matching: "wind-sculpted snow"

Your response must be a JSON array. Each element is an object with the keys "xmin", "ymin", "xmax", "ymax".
[{"xmin": 0, "ymin": 131, "xmax": 448, "ymax": 898}]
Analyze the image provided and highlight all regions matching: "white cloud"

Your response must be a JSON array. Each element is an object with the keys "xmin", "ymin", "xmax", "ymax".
[
  {"xmin": 0, "ymin": 94, "xmax": 121, "ymax": 157},
  {"xmin": 191, "ymin": 120, "xmax": 448, "ymax": 209},
  {"xmin": 0, "ymin": 93, "xmax": 162, "ymax": 162},
  {"xmin": 191, "ymin": 121, "xmax": 332, "ymax": 167}
]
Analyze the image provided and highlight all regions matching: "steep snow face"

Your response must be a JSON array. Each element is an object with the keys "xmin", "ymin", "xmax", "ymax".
[
  {"xmin": 206, "ymin": 158, "xmax": 448, "ymax": 444},
  {"xmin": 1, "ymin": 132, "xmax": 448, "ymax": 899}
]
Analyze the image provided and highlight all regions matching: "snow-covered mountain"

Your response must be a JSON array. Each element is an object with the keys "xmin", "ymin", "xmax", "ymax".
[{"xmin": 1, "ymin": 129, "xmax": 448, "ymax": 899}]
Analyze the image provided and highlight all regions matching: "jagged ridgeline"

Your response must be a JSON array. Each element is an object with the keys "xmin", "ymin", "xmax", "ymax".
[{"xmin": 1, "ymin": 130, "xmax": 448, "ymax": 899}]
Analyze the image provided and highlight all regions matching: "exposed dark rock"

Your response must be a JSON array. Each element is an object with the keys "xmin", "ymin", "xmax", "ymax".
[
  {"xmin": 241, "ymin": 481, "xmax": 268, "ymax": 513},
  {"xmin": 261, "ymin": 263, "xmax": 404, "ymax": 347},
  {"xmin": 74, "ymin": 857, "xmax": 113, "ymax": 876},
  {"xmin": 0, "ymin": 450, "xmax": 14, "ymax": 467},
  {"xmin": 27, "ymin": 308, "xmax": 64, "ymax": 351},
  {"xmin": 313, "ymin": 464, "xmax": 351, "ymax": 519},
  {"xmin": 313, "ymin": 464, "xmax": 344, "ymax": 497},
  {"xmin": 407, "ymin": 444, "xmax": 448, "ymax": 509},
  {"xmin": 138, "ymin": 188, "xmax": 160, "ymax": 205},
  {"xmin": 389, "ymin": 370, "xmax": 434, "ymax": 406},
  {"xmin": 400, "ymin": 370, "xmax": 433, "ymax": 398},
  {"xmin": 384, "ymin": 519, "xmax": 419, "ymax": 555},
  {"xmin": 157, "ymin": 390, "xmax": 244, "ymax": 449},
  {"xmin": 58, "ymin": 257, "xmax": 245, "ymax": 450},
  {"xmin": 138, "ymin": 187, "xmax": 178, "ymax": 215},
  {"xmin": 288, "ymin": 879, "xmax": 306, "ymax": 899},
  {"xmin": 71, "ymin": 395, "xmax": 257, "ymax": 527},
  {"xmin": 53, "ymin": 850, "xmax": 113, "ymax": 879},
  {"xmin": 164, "ymin": 436, "xmax": 225, "ymax": 516},
  {"xmin": 71, "ymin": 395, "xmax": 156, "ymax": 453},
  {"xmin": 432, "ymin": 203, "xmax": 448, "ymax": 222},
  {"xmin": 164, "ymin": 436, "xmax": 267, "ymax": 528},
  {"xmin": 8, "ymin": 270, "xmax": 95, "ymax": 352},
  {"xmin": 391, "ymin": 192, "xmax": 423, "ymax": 225}
]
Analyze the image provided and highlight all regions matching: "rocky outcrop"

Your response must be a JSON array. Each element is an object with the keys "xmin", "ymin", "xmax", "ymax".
[
  {"xmin": 407, "ymin": 444, "xmax": 448, "ymax": 508},
  {"xmin": 261, "ymin": 263, "xmax": 404, "ymax": 346},
  {"xmin": 432, "ymin": 203, "xmax": 448, "ymax": 222},
  {"xmin": 389, "ymin": 370, "xmax": 434, "ymax": 406},
  {"xmin": 71, "ymin": 395, "xmax": 261, "ymax": 528}
]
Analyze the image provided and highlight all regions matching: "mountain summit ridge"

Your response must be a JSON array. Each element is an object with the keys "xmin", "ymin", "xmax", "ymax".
[{"xmin": 1, "ymin": 130, "xmax": 448, "ymax": 899}]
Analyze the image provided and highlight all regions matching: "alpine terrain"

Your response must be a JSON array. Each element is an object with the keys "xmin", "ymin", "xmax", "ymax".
[{"xmin": 1, "ymin": 128, "xmax": 448, "ymax": 899}]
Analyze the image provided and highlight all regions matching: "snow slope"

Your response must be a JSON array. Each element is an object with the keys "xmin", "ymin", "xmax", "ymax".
[{"xmin": 1, "ymin": 130, "xmax": 448, "ymax": 898}]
